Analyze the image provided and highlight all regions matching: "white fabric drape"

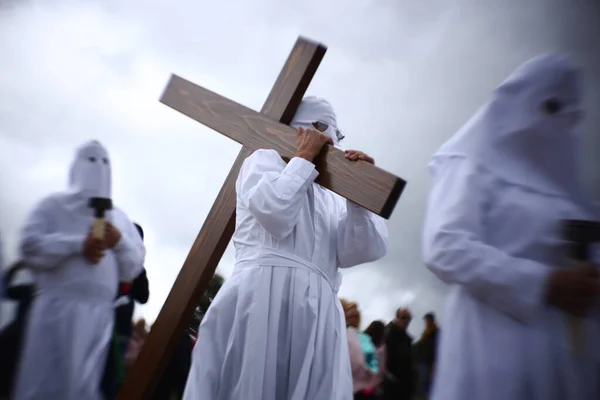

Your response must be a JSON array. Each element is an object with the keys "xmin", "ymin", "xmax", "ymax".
[
  {"xmin": 423, "ymin": 54, "xmax": 599, "ymax": 400},
  {"xmin": 12, "ymin": 141, "xmax": 144, "ymax": 400},
  {"xmin": 184, "ymin": 133, "xmax": 388, "ymax": 398}
]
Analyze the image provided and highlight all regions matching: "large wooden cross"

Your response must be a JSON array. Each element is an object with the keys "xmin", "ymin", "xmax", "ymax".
[{"xmin": 117, "ymin": 36, "xmax": 406, "ymax": 399}]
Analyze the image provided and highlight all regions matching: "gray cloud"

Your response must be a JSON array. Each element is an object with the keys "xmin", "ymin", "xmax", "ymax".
[{"xmin": 1, "ymin": 0, "xmax": 599, "ymax": 337}]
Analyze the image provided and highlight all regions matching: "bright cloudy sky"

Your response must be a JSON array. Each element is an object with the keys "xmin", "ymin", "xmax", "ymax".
[{"xmin": 1, "ymin": 0, "xmax": 599, "ymax": 336}]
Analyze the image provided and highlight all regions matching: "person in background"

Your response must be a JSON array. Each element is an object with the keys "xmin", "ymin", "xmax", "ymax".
[
  {"xmin": 12, "ymin": 140, "xmax": 145, "ymax": 400},
  {"xmin": 2, "ymin": 262, "xmax": 35, "ymax": 331},
  {"xmin": 0, "ymin": 262, "xmax": 35, "ymax": 398},
  {"xmin": 101, "ymin": 222, "xmax": 150, "ymax": 399},
  {"xmin": 114, "ymin": 223, "xmax": 149, "ymax": 341},
  {"xmin": 416, "ymin": 312, "xmax": 439, "ymax": 398},
  {"xmin": 120, "ymin": 319, "xmax": 193, "ymax": 400},
  {"xmin": 423, "ymin": 54, "xmax": 599, "ymax": 399},
  {"xmin": 383, "ymin": 308, "xmax": 414, "ymax": 400},
  {"xmin": 341, "ymin": 300, "xmax": 381, "ymax": 400},
  {"xmin": 364, "ymin": 320, "xmax": 387, "ymax": 398},
  {"xmin": 124, "ymin": 319, "xmax": 149, "ymax": 370}
]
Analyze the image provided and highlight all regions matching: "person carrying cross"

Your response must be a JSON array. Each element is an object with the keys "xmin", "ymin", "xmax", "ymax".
[{"xmin": 183, "ymin": 96, "xmax": 389, "ymax": 400}]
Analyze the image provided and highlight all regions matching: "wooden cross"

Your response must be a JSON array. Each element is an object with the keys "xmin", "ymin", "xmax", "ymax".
[{"xmin": 117, "ymin": 36, "xmax": 407, "ymax": 399}]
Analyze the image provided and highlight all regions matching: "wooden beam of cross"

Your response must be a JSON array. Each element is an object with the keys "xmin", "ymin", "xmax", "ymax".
[{"xmin": 117, "ymin": 36, "xmax": 407, "ymax": 400}]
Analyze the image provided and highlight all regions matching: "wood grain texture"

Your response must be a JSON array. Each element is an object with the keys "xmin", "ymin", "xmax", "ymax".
[
  {"xmin": 161, "ymin": 75, "xmax": 406, "ymax": 219},
  {"xmin": 260, "ymin": 36, "xmax": 326, "ymax": 124},
  {"xmin": 118, "ymin": 37, "xmax": 331, "ymax": 400}
]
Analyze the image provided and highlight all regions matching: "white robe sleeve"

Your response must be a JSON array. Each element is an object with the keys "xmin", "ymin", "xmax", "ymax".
[
  {"xmin": 422, "ymin": 157, "xmax": 550, "ymax": 323},
  {"xmin": 336, "ymin": 201, "xmax": 388, "ymax": 268},
  {"xmin": 237, "ymin": 149, "xmax": 318, "ymax": 240},
  {"xmin": 111, "ymin": 208, "xmax": 145, "ymax": 282},
  {"xmin": 20, "ymin": 196, "xmax": 86, "ymax": 270}
]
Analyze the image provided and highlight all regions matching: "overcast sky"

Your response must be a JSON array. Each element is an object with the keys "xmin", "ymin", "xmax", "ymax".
[{"xmin": 1, "ymin": 0, "xmax": 599, "ymax": 336}]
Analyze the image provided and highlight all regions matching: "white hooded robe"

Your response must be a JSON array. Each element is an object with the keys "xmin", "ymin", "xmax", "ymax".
[
  {"xmin": 183, "ymin": 97, "xmax": 389, "ymax": 400},
  {"xmin": 423, "ymin": 54, "xmax": 600, "ymax": 400},
  {"xmin": 12, "ymin": 140, "xmax": 145, "ymax": 400}
]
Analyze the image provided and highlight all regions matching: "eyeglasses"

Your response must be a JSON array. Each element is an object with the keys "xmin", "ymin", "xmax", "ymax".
[{"xmin": 312, "ymin": 121, "xmax": 345, "ymax": 142}]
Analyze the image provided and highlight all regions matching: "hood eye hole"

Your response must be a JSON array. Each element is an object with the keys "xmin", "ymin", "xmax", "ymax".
[
  {"xmin": 543, "ymin": 98, "xmax": 562, "ymax": 115},
  {"xmin": 312, "ymin": 121, "xmax": 329, "ymax": 132}
]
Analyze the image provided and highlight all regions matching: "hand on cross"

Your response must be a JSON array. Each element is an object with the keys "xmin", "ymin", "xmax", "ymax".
[
  {"xmin": 344, "ymin": 150, "xmax": 375, "ymax": 165},
  {"xmin": 295, "ymin": 126, "xmax": 333, "ymax": 162}
]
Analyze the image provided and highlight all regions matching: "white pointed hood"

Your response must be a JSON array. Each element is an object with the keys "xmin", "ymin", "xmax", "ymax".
[
  {"xmin": 291, "ymin": 96, "xmax": 344, "ymax": 149},
  {"xmin": 68, "ymin": 140, "xmax": 112, "ymax": 199},
  {"xmin": 431, "ymin": 53, "xmax": 584, "ymax": 199}
]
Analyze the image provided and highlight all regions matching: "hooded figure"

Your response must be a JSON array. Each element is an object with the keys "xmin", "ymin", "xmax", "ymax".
[
  {"xmin": 423, "ymin": 54, "xmax": 599, "ymax": 400},
  {"xmin": 183, "ymin": 97, "xmax": 388, "ymax": 400},
  {"xmin": 12, "ymin": 140, "xmax": 145, "ymax": 400}
]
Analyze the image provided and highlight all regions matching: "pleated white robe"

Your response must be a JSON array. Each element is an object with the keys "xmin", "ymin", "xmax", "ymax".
[
  {"xmin": 12, "ymin": 193, "xmax": 144, "ymax": 400},
  {"xmin": 423, "ymin": 158, "xmax": 600, "ymax": 400},
  {"xmin": 184, "ymin": 149, "xmax": 388, "ymax": 400}
]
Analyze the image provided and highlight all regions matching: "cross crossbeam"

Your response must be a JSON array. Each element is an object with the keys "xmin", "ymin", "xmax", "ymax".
[{"xmin": 161, "ymin": 76, "xmax": 405, "ymax": 218}]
